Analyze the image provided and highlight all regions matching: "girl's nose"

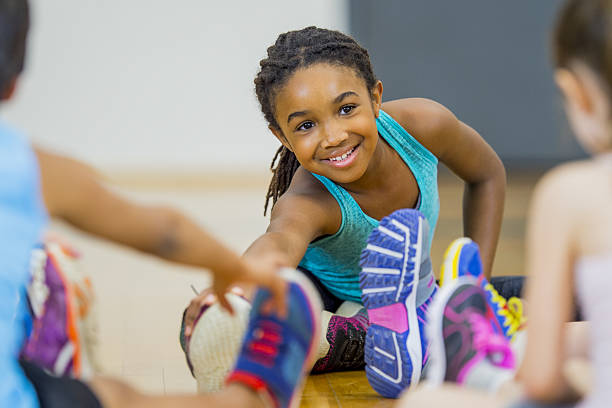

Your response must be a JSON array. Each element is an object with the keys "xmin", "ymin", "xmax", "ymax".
[{"xmin": 320, "ymin": 123, "xmax": 348, "ymax": 148}]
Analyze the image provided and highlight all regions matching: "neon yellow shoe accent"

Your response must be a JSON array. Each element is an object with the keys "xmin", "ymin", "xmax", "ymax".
[
  {"xmin": 484, "ymin": 282, "xmax": 526, "ymax": 341},
  {"xmin": 439, "ymin": 237, "xmax": 471, "ymax": 286}
]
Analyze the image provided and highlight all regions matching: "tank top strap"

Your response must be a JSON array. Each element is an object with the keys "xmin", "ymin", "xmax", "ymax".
[{"xmin": 376, "ymin": 109, "xmax": 438, "ymax": 167}]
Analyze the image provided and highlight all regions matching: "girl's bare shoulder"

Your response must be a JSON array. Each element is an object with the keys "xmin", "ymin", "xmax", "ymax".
[
  {"xmin": 534, "ymin": 158, "xmax": 611, "ymax": 208},
  {"xmin": 381, "ymin": 98, "xmax": 459, "ymax": 155},
  {"xmin": 534, "ymin": 157, "xmax": 612, "ymax": 255}
]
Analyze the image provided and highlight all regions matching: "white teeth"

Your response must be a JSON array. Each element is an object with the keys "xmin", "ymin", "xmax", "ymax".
[{"xmin": 329, "ymin": 147, "xmax": 355, "ymax": 162}]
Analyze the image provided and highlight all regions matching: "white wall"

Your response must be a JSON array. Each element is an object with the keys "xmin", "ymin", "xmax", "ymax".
[{"xmin": 2, "ymin": 0, "xmax": 348, "ymax": 173}]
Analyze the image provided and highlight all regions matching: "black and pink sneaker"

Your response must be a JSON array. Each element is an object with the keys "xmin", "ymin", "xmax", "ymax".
[
  {"xmin": 226, "ymin": 268, "xmax": 322, "ymax": 408},
  {"xmin": 311, "ymin": 307, "xmax": 369, "ymax": 373}
]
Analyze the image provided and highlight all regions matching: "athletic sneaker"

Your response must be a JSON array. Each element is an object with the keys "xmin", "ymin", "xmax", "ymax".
[
  {"xmin": 226, "ymin": 268, "xmax": 322, "ymax": 408},
  {"xmin": 359, "ymin": 209, "xmax": 436, "ymax": 398},
  {"xmin": 426, "ymin": 276, "xmax": 515, "ymax": 389},
  {"xmin": 180, "ymin": 293, "xmax": 251, "ymax": 393},
  {"xmin": 20, "ymin": 241, "xmax": 97, "ymax": 379},
  {"xmin": 311, "ymin": 306, "xmax": 368, "ymax": 373},
  {"xmin": 439, "ymin": 237, "xmax": 526, "ymax": 341}
]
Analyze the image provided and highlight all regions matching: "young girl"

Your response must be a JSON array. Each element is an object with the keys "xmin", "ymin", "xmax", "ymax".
[
  {"xmin": 400, "ymin": 0, "xmax": 612, "ymax": 406},
  {"xmin": 183, "ymin": 25, "xmax": 506, "ymax": 397}
]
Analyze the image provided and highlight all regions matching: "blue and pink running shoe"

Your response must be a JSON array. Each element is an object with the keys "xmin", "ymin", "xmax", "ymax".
[
  {"xmin": 226, "ymin": 268, "xmax": 322, "ymax": 408},
  {"xmin": 359, "ymin": 209, "xmax": 436, "ymax": 398},
  {"xmin": 426, "ymin": 276, "xmax": 515, "ymax": 388},
  {"xmin": 439, "ymin": 238, "xmax": 526, "ymax": 342}
]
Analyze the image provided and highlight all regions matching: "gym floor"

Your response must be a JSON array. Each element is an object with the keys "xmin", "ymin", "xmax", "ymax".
[{"xmin": 49, "ymin": 168, "xmax": 540, "ymax": 407}]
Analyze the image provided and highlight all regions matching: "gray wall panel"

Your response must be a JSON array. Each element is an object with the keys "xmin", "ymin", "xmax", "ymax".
[{"xmin": 349, "ymin": 0, "xmax": 585, "ymax": 167}]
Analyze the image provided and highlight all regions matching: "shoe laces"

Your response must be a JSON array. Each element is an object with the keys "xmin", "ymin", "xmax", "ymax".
[
  {"xmin": 469, "ymin": 313, "xmax": 515, "ymax": 369},
  {"xmin": 485, "ymin": 283, "xmax": 526, "ymax": 339},
  {"xmin": 246, "ymin": 320, "xmax": 282, "ymax": 367}
]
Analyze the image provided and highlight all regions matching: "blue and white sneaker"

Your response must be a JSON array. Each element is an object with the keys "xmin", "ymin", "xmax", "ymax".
[
  {"xmin": 225, "ymin": 268, "xmax": 322, "ymax": 408},
  {"xmin": 359, "ymin": 209, "xmax": 437, "ymax": 398}
]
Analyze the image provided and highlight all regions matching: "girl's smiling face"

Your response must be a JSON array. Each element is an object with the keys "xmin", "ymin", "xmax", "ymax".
[{"xmin": 270, "ymin": 63, "xmax": 382, "ymax": 186}]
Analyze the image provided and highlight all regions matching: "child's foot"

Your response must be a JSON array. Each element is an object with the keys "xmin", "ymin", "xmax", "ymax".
[
  {"xmin": 359, "ymin": 209, "xmax": 436, "ymax": 398},
  {"xmin": 426, "ymin": 276, "xmax": 515, "ymax": 389},
  {"xmin": 226, "ymin": 268, "xmax": 322, "ymax": 408},
  {"xmin": 311, "ymin": 306, "xmax": 368, "ymax": 373},
  {"xmin": 439, "ymin": 238, "xmax": 526, "ymax": 341},
  {"xmin": 180, "ymin": 292, "xmax": 251, "ymax": 392},
  {"xmin": 21, "ymin": 242, "xmax": 97, "ymax": 378}
]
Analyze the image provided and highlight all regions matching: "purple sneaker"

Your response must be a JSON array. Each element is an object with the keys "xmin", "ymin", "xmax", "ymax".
[
  {"xmin": 359, "ymin": 209, "xmax": 437, "ymax": 398},
  {"xmin": 426, "ymin": 276, "xmax": 515, "ymax": 388},
  {"xmin": 226, "ymin": 268, "xmax": 322, "ymax": 408},
  {"xmin": 21, "ymin": 242, "xmax": 95, "ymax": 378}
]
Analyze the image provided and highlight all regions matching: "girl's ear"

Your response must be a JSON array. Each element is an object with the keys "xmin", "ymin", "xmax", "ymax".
[
  {"xmin": 371, "ymin": 80, "xmax": 383, "ymax": 118},
  {"xmin": 269, "ymin": 125, "xmax": 293, "ymax": 151},
  {"xmin": 555, "ymin": 68, "xmax": 593, "ymax": 114}
]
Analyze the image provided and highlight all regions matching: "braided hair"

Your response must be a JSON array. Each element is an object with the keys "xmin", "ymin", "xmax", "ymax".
[{"xmin": 255, "ymin": 26, "xmax": 377, "ymax": 215}]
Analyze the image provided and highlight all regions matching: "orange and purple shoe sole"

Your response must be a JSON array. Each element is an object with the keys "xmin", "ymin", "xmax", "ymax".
[{"xmin": 21, "ymin": 242, "xmax": 90, "ymax": 377}]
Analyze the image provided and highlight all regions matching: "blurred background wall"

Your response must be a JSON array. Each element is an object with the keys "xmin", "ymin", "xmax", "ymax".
[
  {"xmin": 349, "ymin": 0, "xmax": 585, "ymax": 168},
  {"xmin": 2, "ymin": 0, "xmax": 585, "ymax": 175},
  {"xmin": 2, "ymin": 0, "xmax": 348, "ymax": 174}
]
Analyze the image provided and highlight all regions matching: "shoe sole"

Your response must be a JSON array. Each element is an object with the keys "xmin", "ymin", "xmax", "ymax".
[
  {"xmin": 425, "ymin": 275, "xmax": 478, "ymax": 386},
  {"xmin": 359, "ymin": 209, "xmax": 425, "ymax": 398},
  {"xmin": 25, "ymin": 244, "xmax": 88, "ymax": 377},
  {"xmin": 189, "ymin": 293, "xmax": 252, "ymax": 393}
]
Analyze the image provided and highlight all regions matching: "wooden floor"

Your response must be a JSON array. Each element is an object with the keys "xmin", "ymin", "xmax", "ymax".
[
  {"xmin": 302, "ymin": 371, "xmax": 395, "ymax": 407},
  {"xmin": 51, "ymin": 169, "xmax": 541, "ymax": 406}
]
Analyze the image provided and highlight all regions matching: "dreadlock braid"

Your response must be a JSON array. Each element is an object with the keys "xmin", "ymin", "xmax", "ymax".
[
  {"xmin": 263, "ymin": 146, "xmax": 300, "ymax": 216},
  {"xmin": 255, "ymin": 26, "xmax": 377, "ymax": 215}
]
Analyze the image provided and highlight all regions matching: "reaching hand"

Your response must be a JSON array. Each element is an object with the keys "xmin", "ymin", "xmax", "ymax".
[
  {"xmin": 182, "ymin": 286, "xmax": 244, "ymax": 338},
  {"xmin": 213, "ymin": 251, "xmax": 289, "ymax": 316},
  {"xmin": 182, "ymin": 251, "xmax": 289, "ymax": 339}
]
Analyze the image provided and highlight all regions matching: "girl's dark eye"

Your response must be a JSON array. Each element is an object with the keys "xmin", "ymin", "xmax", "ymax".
[
  {"xmin": 297, "ymin": 121, "xmax": 315, "ymax": 131},
  {"xmin": 340, "ymin": 105, "xmax": 355, "ymax": 115}
]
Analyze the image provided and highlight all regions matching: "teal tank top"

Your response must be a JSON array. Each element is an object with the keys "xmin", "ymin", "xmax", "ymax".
[{"xmin": 298, "ymin": 109, "xmax": 439, "ymax": 303}]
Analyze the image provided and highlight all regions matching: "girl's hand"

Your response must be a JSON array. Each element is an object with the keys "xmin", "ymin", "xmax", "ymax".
[
  {"xmin": 212, "ymin": 251, "xmax": 289, "ymax": 316},
  {"xmin": 182, "ymin": 251, "xmax": 290, "ymax": 338},
  {"xmin": 182, "ymin": 286, "xmax": 244, "ymax": 338}
]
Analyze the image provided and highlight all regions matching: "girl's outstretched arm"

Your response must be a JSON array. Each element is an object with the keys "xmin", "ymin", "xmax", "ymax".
[
  {"xmin": 517, "ymin": 165, "xmax": 582, "ymax": 403},
  {"xmin": 183, "ymin": 177, "xmax": 336, "ymax": 334},
  {"xmin": 34, "ymin": 148, "xmax": 287, "ymax": 313},
  {"xmin": 243, "ymin": 177, "xmax": 339, "ymax": 267},
  {"xmin": 385, "ymin": 98, "xmax": 506, "ymax": 278}
]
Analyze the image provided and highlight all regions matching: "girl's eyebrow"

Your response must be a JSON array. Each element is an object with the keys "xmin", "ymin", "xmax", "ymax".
[
  {"xmin": 287, "ymin": 110, "xmax": 308, "ymax": 124},
  {"xmin": 334, "ymin": 91, "xmax": 358, "ymax": 104},
  {"xmin": 287, "ymin": 91, "xmax": 360, "ymax": 124}
]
